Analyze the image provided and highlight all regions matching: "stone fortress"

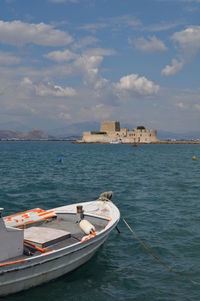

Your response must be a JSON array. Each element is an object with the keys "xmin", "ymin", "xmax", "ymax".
[{"xmin": 81, "ymin": 120, "xmax": 157, "ymax": 143}]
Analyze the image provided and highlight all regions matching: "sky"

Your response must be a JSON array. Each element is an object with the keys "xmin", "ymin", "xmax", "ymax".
[{"xmin": 0, "ymin": 0, "xmax": 200, "ymax": 134}]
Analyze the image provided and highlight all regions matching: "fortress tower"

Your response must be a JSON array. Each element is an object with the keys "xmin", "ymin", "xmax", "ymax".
[{"xmin": 100, "ymin": 121, "xmax": 120, "ymax": 133}]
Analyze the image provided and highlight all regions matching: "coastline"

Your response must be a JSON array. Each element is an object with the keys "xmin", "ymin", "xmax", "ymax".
[
  {"xmin": 0, "ymin": 139, "xmax": 200, "ymax": 144},
  {"xmin": 75, "ymin": 140, "xmax": 200, "ymax": 144}
]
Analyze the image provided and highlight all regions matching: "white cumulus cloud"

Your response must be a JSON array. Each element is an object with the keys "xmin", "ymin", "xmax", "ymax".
[
  {"xmin": 0, "ymin": 20, "xmax": 73, "ymax": 46},
  {"xmin": 45, "ymin": 49, "xmax": 78, "ymax": 62},
  {"xmin": 83, "ymin": 48, "xmax": 117, "ymax": 57},
  {"xmin": 35, "ymin": 83, "xmax": 77, "ymax": 97},
  {"xmin": 72, "ymin": 36, "xmax": 98, "ymax": 50},
  {"xmin": 20, "ymin": 77, "xmax": 76, "ymax": 97},
  {"xmin": 114, "ymin": 74, "xmax": 160, "ymax": 95},
  {"xmin": 162, "ymin": 26, "xmax": 200, "ymax": 76},
  {"xmin": 172, "ymin": 26, "xmax": 200, "ymax": 57},
  {"xmin": 133, "ymin": 36, "xmax": 167, "ymax": 52},
  {"xmin": 75, "ymin": 54, "xmax": 103, "ymax": 83},
  {"xmin": 162, "ymin": 59, "xmax": 184, "ymax": 76}
]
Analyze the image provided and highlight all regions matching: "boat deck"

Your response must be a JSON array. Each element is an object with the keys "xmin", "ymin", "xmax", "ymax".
[{"xmin": 0, "ymin": 215, "xmax": 107, "ymax": 264}]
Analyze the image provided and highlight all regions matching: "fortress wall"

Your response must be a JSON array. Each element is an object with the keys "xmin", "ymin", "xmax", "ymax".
[
  {"xmin": 119, "ymin": 128, "xmax": 128, "ymax": 137},
  {"xmin": 132, "ymin": 129, "xmax": 157, "ymax": 143},
  {"xmin": 82, "ymin": 132, "xmax": 110, "ymax": 143}
]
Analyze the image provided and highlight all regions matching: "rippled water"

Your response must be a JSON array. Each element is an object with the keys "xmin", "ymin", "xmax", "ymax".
[{"xmin": 1, "ymin": 141, "xmax": 200, "ymax": 301}]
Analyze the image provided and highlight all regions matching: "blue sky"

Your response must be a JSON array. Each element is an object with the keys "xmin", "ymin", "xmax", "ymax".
[{"xmin": 0, "ymin": 0, "xmax": 200, "ymax": 133}]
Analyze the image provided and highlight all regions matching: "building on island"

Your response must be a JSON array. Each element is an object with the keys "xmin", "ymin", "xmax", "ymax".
[{"xmin": 81, "ymin": 120, "xmax": 157, "ymax": 143}]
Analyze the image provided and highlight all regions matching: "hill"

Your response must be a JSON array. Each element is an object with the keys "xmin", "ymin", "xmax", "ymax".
[{"xmin": 0, "ymin": 129, "xmax": 49, "ymax": 140}]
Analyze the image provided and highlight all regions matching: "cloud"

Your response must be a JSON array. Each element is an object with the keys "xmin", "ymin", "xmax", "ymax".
[
  {"xmin": 75, "ymin": 54, "xmax": 103, "ymax": 83},
  {"xmin": 45, "ymin": 49, "xmax": 78, "ymax": 62},
  {"xmin": 0, "ymin": 51, "xmax": 20, "ymax": 65},
  {"xmin": 107, "ymin": 15, "xmax": 142, "ymax": 30},
  {"xmin": 0, "ymin": 20, "xmax": 73, "ymax": 46},
  {"xmin": 121, "ymin": 15, "xmax": 142, "ymax": 28},
  {"xmin": 194, "ymin": 103, "xmax": 200, "ymax": 111},
  {"xmin": 80, "ymin": 23, "xmax": 107, "ymax": 33},
  {"xmin": 58, "ymin": 112, "xmax": 71, "ymax": 120},
  {"xmin": 114, "ymin": 74, "xmax": 160, "ymax": 95},
  {"xmin": 94, "ymin": 78, "xmax": 109, "ymax": 90},
  {"xmin": 162, "ymin": 59, "xmax": 184, "ymax": 76},
  {"xmin": 175, "ymin": 101, "xmax": 188, "ymax": 110},
  {"xmin": 79, "ymin": 15, "xmax": 142, "ymax": 33},
  {"xmin": 146, "ymin": 21, "xmax": 183, "ymax": 32},
  {"xmin": 172, "ymin": 26, "xmax": 200, "ymax": 57},
  {"xmin": 162, "ymin": 26, "xmax": 200, "ymax": 76},
  {"xmin": 20, "ymin": 77, "xmax": 76, "ymax": 97},
  {"xmin": 79, "ymin": 103, "xmax": 115, "ymax": 121},
  {"xmin": 19, "ymin": 77, "xmax": 35, "ymax": 97},
  {"xmin": 172, "ymin": 88, "xmax": 200, "ymax": 114},
  {"xmin": 73, "ymin": 51, "xmax": 115, "ymax": 87},
  {"xmin": 83, "ymin": 47, "xmax": 117, "ymax": 57},
  {"xmin": 45, "ymin": 49, "xmax": 114, "ymax": 86},
  {"xmin": 72, "ymin": 36, "xmax": 99, "ymax": 50},
  {"xmin": 132, "ymin": 36, "xmax": 167, "ymax": 52},
  {"xmin": 35, "ymin": 83, "xmax": 76, "ymax": 97}
]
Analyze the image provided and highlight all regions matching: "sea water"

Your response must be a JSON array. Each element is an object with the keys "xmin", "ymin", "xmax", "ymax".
[{"xmin": 0, "ymin": 141, "xmax": 200, "ymax": 301}]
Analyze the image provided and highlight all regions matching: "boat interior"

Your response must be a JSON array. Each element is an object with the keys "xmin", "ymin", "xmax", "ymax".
[
  {"xmin": 0, "ymin": 211, "xmax": 109, "ymax": 265},
  {"xmin": 25, "ymin": 212, "xmax": 108, "ymax": 252},
  {"xmin": 0, "ymin": 192, "xmax": 114, "ymax": 266}
]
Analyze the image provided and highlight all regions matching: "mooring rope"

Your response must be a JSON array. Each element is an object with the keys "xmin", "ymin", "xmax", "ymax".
[
  {"xmin": 121, "ymin": 217, "xmax": 200, "ymax": 287},
  {"xmin": 122, "ymin": 218, "xmax": 173, "ymax": 272}
]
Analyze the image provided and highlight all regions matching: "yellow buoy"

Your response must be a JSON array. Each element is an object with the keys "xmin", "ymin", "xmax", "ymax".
[{"xmin": 193, "ymin": 155, "xmax": 197, "ymax": 160}]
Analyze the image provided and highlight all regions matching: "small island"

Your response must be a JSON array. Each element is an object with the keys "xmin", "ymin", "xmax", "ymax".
[
  {"xmin": 77, "ymin": 120, "xmax": 157, "ymax": 144},
  {"xmin": 77, "ymin": 120, "xmax": 200, "ymax": 144}
]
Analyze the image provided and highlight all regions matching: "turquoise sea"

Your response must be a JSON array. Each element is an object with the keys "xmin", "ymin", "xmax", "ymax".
[{"xmin": 1, "ymin": 141, "xmax": 200, "ymax": 301}]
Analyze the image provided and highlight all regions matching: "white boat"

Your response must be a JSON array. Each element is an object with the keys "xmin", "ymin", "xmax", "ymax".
[
  {"xmin": 0, "ymin": 192, "xmax": 120, "ymax": 296},
  {"xmin": 110, "ymin": 139, "xmax": 122, "ymax": 144}
]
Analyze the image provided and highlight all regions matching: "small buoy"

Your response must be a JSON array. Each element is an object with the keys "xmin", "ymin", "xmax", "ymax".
[
  {"xmin": 193, "ymin": 155, "xmax": 197, "ymax": 161},
  {"xmin": 79, "ymin": 219, "xmax": 95, "ymax": 235},
  {"xmin": 57, "ymin": 156, "xmax": 62, "ymax": 162}
]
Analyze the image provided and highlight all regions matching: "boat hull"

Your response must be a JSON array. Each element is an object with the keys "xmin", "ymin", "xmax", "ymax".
[{"xmin": 0, "ymin": 229, "xmax": 109, "ymax": 296}]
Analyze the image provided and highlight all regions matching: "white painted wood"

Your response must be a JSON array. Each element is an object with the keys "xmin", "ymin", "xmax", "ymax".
[
  {"xmin": 24, "ymin": 227, "xmax": 71, "ymax": 247},
  {"xmin": 0, "ymin": 218, "xmax": 24, "ymax": 262}
]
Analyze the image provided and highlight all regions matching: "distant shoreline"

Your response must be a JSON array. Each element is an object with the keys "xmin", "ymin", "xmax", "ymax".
[
  {"xmin": 0, "ymin": 139, "xmax": 200, "ymax": 144},
  {"xmin": 0, "ymin": 139, "xmax": 75, "ymax": 142},
  {"xmin": 155, "ymin": 140, "xmax": 200, "ymax": 144},
  {"xmin": 75, "ymin": 140, "xmax": 200, "ymax": 144}
]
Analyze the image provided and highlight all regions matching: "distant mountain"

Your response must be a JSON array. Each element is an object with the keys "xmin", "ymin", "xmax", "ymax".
[
  {"xmin": 0, "ymin": 130, "xmax": 21, "ymax": 139},
  {"xmin": 48, "ymin": 121, "xmax": 99, "ymax": 137},
  {"xmin": 48, "ymin": 121, "xmax": 144, "ymax": 137},
  {"xmin": 157, "ymin": 130, "xmax": 200, "ymax": 140},
  {"xmin": 0, "ymin": 129, "xmax": 49, "ymax": 140}
]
